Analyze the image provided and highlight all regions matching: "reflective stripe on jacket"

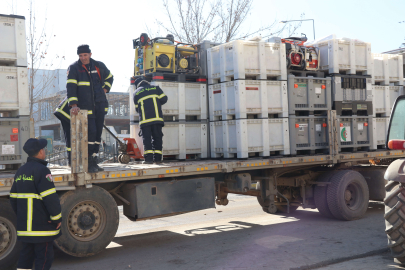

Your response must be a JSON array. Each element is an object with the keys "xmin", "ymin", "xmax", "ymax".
[
  {"xmin": 133, "ymin": 82, "xmax": 168, "ymax": 127},
  {"xmin": 66, "ymin": 58, "xmax": 113, "ymax": 114},
  {"xmin": 54, "ymin": 97, "xmax": 71, "ymax": 122},
  {"xmin": 9, "ymin": 157, "xmax": 62, "ymax": 243}
]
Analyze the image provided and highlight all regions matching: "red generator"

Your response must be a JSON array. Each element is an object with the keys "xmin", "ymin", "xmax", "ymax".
[{"xmin": 282, "ymin": 34, "xmax": 320, "ymax": 71}]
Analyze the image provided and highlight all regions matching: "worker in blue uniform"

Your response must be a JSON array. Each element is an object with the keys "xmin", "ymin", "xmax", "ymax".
[
  {"xmin": 66, "ymin": 44, "xmax": 114, "ymax": 172},
  {"xmin": 133, "ymin": 77, "xmax": 168, "ymax": 164},
  {"xmin": 10, "ymin": 138, "xmax": 62, "ymax": 270}
]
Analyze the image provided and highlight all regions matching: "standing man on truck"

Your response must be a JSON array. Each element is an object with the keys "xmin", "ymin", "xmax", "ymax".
[
  {"xmin": 133, "ymin": 77, "xmax": 168, "ymax": 164},
  {"xmin": 66, "ymin": 44, "xmax": 114, "ymax": 172},
  {"xmin": 9, "ymin": 138, "xmax": 62, "ymax": 270}
]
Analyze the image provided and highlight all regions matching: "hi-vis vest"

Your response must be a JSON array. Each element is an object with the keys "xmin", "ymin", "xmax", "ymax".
[
  {"xmin": 133, "ymin": 82, "xmax": 168, "ymax": 127},
  {"xmin": 9, "ymin": 157, "xmax": 62, "ymax": 243}
]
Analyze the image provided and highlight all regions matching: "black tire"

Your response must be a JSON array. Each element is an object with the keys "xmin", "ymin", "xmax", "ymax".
[
  {"xmin": 140, "ymin": 33, "xmax": 149, "ymax": 46},
  {"xmin": 54, "ymin": 186, "xmax": 119, "ymax": 257},
  {"xmin": 314, "ymin": 171, "xmax": 335, "ymax": 219},
  {"xmin": 384, "ymin": 180, "xmax": 405, "ymax": 265},
  {"xmin": 0, "ymin": 199, "xmax": 21, "ymax": 269},
  {"xmin": 327, "ymin": 170, "xmax": 369, "ymax": 221}
]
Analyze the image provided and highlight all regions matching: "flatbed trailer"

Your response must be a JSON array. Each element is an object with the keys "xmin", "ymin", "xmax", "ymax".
[{"xmin": 0, "ymin": 111, "xmax": 401, "ymax": 266}]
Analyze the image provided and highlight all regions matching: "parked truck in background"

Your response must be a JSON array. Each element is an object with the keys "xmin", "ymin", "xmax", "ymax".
[{"xmin": 1, "ymin": 16, "xmax": 405, "ymax": 269}]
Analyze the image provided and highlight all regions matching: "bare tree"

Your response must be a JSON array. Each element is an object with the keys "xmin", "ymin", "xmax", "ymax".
[
  {"xmin": 26, "ymin": 0, "xmax": 65, "ymax": 122},
  {"xmin": 158, "ymin": 0, "xmax": 220, "ymax": 44},
  {"xmin": 156, "ymin": 0, "xmax": 304, "ymax": 44}
]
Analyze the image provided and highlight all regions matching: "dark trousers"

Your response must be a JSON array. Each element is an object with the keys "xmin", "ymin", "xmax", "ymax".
[
  {"xmin": 60, "ymin": 119, "xmax": 71, "ymax": 166},
  {"xmin": 88, "ymin": 102, "xmax": 107, "ymax": 157},
  {"xmin": 17, "ymin": 241, "xmax": 54, "ymax": 270},
  {"xmin": 141, "ymin": 124, "xmax": 163, "ymax": 162}
]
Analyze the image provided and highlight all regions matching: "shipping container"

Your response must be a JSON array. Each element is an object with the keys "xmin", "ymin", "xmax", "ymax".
[
  {"xmin": 210, "ymin": 118, "xmax": 289, "ymax": 158},
  {"xmin": 0, "ymin": 66, "xmax": 29, "ymax": 116},
  {"xmin": 371, "ymin": 53, "xmax": 404, "ymax": 85},
  {"xmin": 314, "ymin": 38, "xmax": 372, "ymax": 75},
  {"xmin": 0, "ymin": 14, "xmax": 27, "ymax": 67},
  {"xmin": 289, "ymin": 116, "xmax": 329, "ymax": 155},
  {"xmin": 0, "ymin": 116, "xmax": 30, "ymax": 169},
  {"xmin": 287, "ymin": 75, "xmax": 331, "ymax": 114},
  {"xmin": 372, "ymin": 85, "xmax": 403, "ymax": 116},
  {"xmin": 372, "ymin": 117, "xmax": 389, "ymax": 149},
  {"xmin": 208, "ymin": 80, "xmax": 288, "ymax": 120},
  {"xmin": 330, "ymin": 74, "xmax": 372, "ymax": 103},
  {"xmin": 207, "ymin": 39, "xmax": 287, "ymax": 84},
  {"xmin": 337, "ymin": 116, "xmax": 373, "ymax": 151}
]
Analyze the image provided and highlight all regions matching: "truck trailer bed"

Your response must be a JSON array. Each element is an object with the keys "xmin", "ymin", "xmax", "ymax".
[{"xmin": 1, "ymin": 149, "xmax": 404, "ymax": 196}]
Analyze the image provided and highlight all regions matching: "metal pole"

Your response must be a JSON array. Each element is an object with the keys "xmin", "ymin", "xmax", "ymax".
[{"xmin": 312, "ymin": 19, "xmax": 315, "ymax": 40}]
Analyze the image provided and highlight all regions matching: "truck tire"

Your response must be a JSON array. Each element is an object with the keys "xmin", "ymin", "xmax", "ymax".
[
  {"xmin": 327, "ymin": 170, "xmax": 369, "ymax": 221},
  {"xmin": 314, "ymin": 172, "xmax": 335, "ymax": 219},
  {"xmin": 0, "ymin": 199, "xmax": 21, "ymax": 269},
  {"xmin": 384, "ymin": 180, "xmax": 405, "ymax": 265},
  {"xmin": 54, "ymin": 186, "xmax": 119, "ymax": 257}
]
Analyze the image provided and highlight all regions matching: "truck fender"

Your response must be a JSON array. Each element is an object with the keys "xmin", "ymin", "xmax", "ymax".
[{"xmin": 384, "ymin": 159, "xmax": 405, "ymax": 183}]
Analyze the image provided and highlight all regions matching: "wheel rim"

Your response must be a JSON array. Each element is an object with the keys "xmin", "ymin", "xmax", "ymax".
[
  {"xmin": 67, "ymin": 200, "xmax": 106, "ymax": 242},
  {"xmin": 0, "ymin": 217, "xmax": 17, "ymax": 260},
  {"xmin": 344, "ymin": 183, "xmax": 362, "ymax": 210}
]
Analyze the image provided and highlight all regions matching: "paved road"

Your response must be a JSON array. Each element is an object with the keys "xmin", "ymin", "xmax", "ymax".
[{"xmin": 52, "ymin": 195, "xmax": 403, "ymax": 270}]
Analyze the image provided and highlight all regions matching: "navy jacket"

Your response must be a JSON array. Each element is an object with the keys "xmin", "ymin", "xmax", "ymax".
[
  {"xmin": 54, "ymin": 97, "xmax": 70, "ymax": 123},
  {"xmin": 66, "ymin": 58, "xmax": 113, "ymax": 117},
  {"xmin": 9, "ymin": 157, "xmax": 62, "ymax": 243},
  {"xmin": 133, "ymin": 81, "xmax": 168, "ymax": 127}
]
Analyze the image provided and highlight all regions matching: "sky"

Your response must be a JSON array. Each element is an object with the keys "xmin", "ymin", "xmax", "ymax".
[{"xmin": 1, "ymin": 0, "xmax": 405, "ymax": 92}]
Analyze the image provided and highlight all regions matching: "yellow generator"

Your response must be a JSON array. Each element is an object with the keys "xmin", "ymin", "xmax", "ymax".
[{"xmin": 133, "ymin": 33, "xmax": 200, "ymax": 76}]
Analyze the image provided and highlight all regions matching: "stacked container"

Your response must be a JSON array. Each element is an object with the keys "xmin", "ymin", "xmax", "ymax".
[
  {"xmin": 287, "ymin": 75, "xmax": 331, "ymax": 155},
  {"xmin": 370, "ymin": 53, "xmax": 404, "ymax": 149},
  {"xmin": 207, "ymin": 37, "xmax": 290, "ymax": 158},
  {"xmin": 0, "ymin": 14, "xmax": 30, "ymax": 170}
]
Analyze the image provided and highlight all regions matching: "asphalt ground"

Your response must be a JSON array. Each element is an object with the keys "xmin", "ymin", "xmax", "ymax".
[{"xmin": 47, "ymin": 194, "xmax": 403, "ymax": 270}]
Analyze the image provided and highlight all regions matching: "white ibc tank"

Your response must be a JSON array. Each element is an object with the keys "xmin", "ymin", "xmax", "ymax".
[
  {"xmin": 372, "ymin": 85, "xmax": 403, "ymax": 116},
  {"xmin": 209, "ymin": 80, "xmax": 288, "ymax": 120},
  {"xmin": 372, "ymin": 53, "xmax": 404, "ymax": 85},
  {"xmin": 372, "ymin": 117, "xmax": 389, "ymax": 149},
  {"xmin": 0, "ymin": 66, "xmax": 29, "ymax": 116},
  {"xmin": 314, "ymin": 37, "xmax": 372, "ymax": 75},
  {"xmin": 207, "ymin": 39, "xmax": 287, "ymax": 84},
  {"xmin": 0, "ymin": 14, "xmax": 27, "ymax": 67},
  {"xmin": 210, "ymin": 118, "xmax": 289, "ymax": 158},
  {"xmin": 130, "ymin": 121, "xmax": 208, "ymax": 159}
]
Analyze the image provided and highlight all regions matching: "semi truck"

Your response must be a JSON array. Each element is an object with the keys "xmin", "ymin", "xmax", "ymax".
[
  {"xmin": 0, "ymin": 110, "xmax": 403, "ymax": 267},
  {"xmin": 1, "ymin": 20, "xmax": 404, "ymax": 267}
]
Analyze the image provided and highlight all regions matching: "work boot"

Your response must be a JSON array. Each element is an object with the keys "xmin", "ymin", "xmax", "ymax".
[
  {"xmin": 93, "ymin": 156, "xmax": 104, "ymax": 171},
  {"xmin": 88, "ymin": 157, "xmax": 98, "ymax": 173}
]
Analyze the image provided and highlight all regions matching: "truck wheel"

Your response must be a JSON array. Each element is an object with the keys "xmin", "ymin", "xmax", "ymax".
[
  {"xmin": 55, "ymin": 186, "xmax": 119, "ymax": 257},
  {"xmin": 384, "ymin": 180, "xmax": 405, "ymax": 265},
  {"xmin": 0, "ymin": 199, "xmax": 21, "ymax": 269},
  {"xmin": 314, "ymin": 172, "xmax": 335, "ymax": 219},
  {"xmin": 327, "ymin": 170, "xmax": 369, "ymax": 221}
]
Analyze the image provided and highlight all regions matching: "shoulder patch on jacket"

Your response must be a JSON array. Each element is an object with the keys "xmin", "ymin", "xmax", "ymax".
[{"xmin": 46, "ymin": 174, "xmax": 53, "ymax": 182}]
